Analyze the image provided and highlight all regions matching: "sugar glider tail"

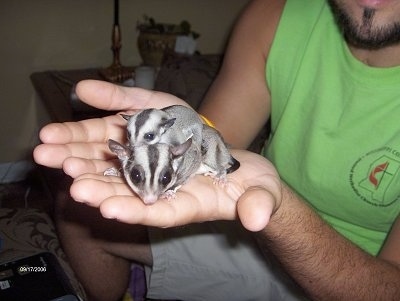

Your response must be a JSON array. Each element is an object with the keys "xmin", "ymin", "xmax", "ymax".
[{"xmin": 226, "ymin": 156, "xmax": 240, "ymax": 174}]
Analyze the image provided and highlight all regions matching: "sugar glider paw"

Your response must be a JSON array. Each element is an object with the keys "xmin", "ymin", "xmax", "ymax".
[
  {"xmin": 161, "ymin": 190, "xmax": 177, "ymax": 200},
  {"xmin": 204, "ymin": 172, "xmax": 228, "ymax": 186},
  {"xmin": 213, "ymin": 175, "xmax": 228, "ymax": 186},
  {"xmin": 103, "ymin": 167, "xmax": 121, "ymax": 177},
  {"xmin": 161, "ymin": 185, "xmax": 183, "ymax": 200}
]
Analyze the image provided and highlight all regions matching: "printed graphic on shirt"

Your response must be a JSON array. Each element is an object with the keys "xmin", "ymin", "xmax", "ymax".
[{"xmin": 350, "ymin": 147, "xmax": 400, "ymax": 207}]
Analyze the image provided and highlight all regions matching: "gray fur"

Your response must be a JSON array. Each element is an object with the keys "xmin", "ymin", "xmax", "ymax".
[{"xmin": 162, "ymin": 105, "xmax": 203, "ymax": 146}]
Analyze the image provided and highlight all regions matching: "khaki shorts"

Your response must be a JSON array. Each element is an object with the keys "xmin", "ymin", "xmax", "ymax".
[{"xmin": 145, "ymin": 221, "xmax": 304, "ymax": 301}]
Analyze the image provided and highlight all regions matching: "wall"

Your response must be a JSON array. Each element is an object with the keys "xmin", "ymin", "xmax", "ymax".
[{"xmin": 0, "ymin": 0, "xmax": 248, "ymax": 182}]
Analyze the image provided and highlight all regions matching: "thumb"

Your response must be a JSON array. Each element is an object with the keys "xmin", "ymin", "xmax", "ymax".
[
  {"xmin": 75, "ymin": 79, "xmax": 140, "ymax": 111},
  {"xmin": 75, "ymin": 79, "xmax": 188, "ymax": 111},
  {"xmin": 237, "ymin": 186, "xmax": 279, "ymax": 232}
]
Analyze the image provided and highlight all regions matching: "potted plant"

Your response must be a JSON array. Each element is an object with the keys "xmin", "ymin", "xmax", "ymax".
[{"xmin": 137, "ymin": 15, "xmax": 200, "ymax": 67}]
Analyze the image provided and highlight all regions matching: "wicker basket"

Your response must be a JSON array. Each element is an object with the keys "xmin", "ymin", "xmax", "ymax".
[{"xmin": 137, "ymin": 32, "xmax": 178, "ymax": 66}]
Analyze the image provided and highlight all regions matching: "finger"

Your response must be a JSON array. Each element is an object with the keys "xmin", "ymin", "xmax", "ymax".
[
  {"xmin": 70, "ymin": 174, "xmax": 132, "ymax": 207},
  {"xmin": 74, "ymin": 172, "xmax": 125, "ymax": 183},
  {"xmin": 33, "ymin": 144, "xmax": 69, "ymax": 169},
  {"xmin": 99, "ymin": 191, "xmax": 202, "ymax": 228},
  {"xmin": 76, "ymin": 79, "xmax": 188, "ymax": 111},
  {"xmin": 237, "ymin": 187, "xmax": 277, "ymax": 232},
  {"xmin": 63, "ymin": 157, "xmax": 119, "ymax": 178},
  {"xmin": 34, "ymin": 142, "xmax": 113, "ymax": 169},
  {"xmin": 38, "ymin": 114, "xmax": 126, "ymax": 145},
  {"xmin": 76, "ymin": 80, "xmax": 135, "ymax": 111}
]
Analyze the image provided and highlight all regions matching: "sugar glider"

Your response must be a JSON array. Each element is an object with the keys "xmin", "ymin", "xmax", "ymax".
[{"xmin": 106, "ymin": 137, "xmax": 201, "ymax": 205}]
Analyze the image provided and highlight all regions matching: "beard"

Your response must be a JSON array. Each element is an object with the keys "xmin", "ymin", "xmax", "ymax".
[{"xmin": 327, "ymin": 0, "xmax": 400, "ymax": 49}]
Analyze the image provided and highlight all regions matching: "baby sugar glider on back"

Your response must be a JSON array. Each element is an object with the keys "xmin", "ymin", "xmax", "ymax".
[
  {"xmin": 123, "ymin": 105, "xmax": 240, "ymax": 180},
  {"xmin": 123, "ymin": 105, "xmax": 203, "ymax": 147}
]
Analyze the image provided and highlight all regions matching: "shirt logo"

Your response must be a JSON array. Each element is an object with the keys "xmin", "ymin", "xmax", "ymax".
[{"xmin": 350, "ymin": 147, "xmax": 400, "ymax": 207}]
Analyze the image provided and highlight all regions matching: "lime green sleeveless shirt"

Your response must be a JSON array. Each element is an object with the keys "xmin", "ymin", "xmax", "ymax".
[{"xmin": 264, "ymin": 0, "xmax": 400, "ymax": 255}]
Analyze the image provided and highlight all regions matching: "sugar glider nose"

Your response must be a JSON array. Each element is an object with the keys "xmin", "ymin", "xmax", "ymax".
[{"xmin": 143, "ymin": 194, "xmax": 159, "ymax": 205}]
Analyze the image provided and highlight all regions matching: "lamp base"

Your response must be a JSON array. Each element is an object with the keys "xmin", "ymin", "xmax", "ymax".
[{"xmin": 99, "ymin": 64, "xmax": 134, "ymax": 83}]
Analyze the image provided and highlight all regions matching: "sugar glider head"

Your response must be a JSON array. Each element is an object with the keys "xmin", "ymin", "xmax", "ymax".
[
  {"xmin": 122, "ymin": 109, "xmax": 176, "ymax": 146},
  {"xmin": 108, "ymin": 138, "xmax": 192, "ymax": 205}
]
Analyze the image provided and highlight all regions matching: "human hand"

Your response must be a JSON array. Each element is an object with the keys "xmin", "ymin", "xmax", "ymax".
[
  {"xmin": 70, "ymin": 149, "xmax": 281, "ymax": 231},
  {"xmin": 33, "ymin": 80, "xmax": 281, "ymax": 231}
]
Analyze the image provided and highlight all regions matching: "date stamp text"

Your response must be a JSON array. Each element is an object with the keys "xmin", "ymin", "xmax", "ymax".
[{"xmin": 18, "ymin": 265, "xmax": 47, "ymax": 273}]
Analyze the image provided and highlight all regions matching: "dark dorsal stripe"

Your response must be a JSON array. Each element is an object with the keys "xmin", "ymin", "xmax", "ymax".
[
  {"xmin": 134, "ymin": 109, "xmax": 155, "ymax": 140},
  {"xmin": 147, "ymin": 144, "xmax": 160, "ymax": 187}
]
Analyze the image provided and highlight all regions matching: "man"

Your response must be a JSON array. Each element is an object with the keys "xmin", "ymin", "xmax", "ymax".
[{"xmin": 34, "ymin": 0, "xmax": 400, "ymax": 300}]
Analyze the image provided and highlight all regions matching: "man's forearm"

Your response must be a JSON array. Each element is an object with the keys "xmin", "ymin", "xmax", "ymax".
[{"xmin": 255, "ymin": 185, "xmax": 400, "ymax": 300}]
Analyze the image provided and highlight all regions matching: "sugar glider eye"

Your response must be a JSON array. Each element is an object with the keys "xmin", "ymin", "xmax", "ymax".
[
  {"xmin": 144, "ymin": 132, "xmax": 155, "ymax": 142},
  {"xmin": 159, "ymin": 170, "xmax": 172, "ymax": 187},
  {"xmin": 130, "ymin": 168, "xmax": 143, "ymax": 184}
]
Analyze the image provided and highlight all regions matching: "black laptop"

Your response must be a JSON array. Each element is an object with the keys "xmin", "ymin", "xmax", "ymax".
[{"xmin": 0, "ymin": 252, "xmax": 79, "ymax": 301}]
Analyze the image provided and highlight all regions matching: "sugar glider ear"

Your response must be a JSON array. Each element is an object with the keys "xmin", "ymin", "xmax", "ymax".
[
  {"xmin": 108, "ymin": 139, "xmax": 131, "ymax": 160},
  {"xmin": 120, "ymin": 114, "xmax": 132, "ymax": 121},
  {"xmin": 170, "ymin": 137, "xmax": 192, "ymax": 157},
  {"xmin": 161, "ymin": 118, "xmax": 176, "ymax": 130}
]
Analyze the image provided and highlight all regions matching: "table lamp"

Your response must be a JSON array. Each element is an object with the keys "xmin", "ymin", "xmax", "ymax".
[{"xmin": 100, "ymin": 0, "xmax": 133, "ymax": 83}]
